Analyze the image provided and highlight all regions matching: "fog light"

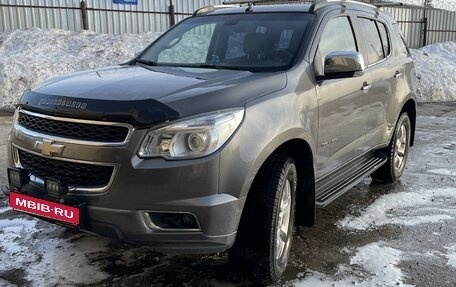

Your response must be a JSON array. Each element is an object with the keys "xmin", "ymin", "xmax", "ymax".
[
  {"xmin": 146, "ymin": 212, "xmax": 200, "ymax": 230},
  {"xmin": 7, "ymin": 168, "xmax": 29, "ymax": 189},
  {"xmin": 45, "ymin": 178, "xmax": 68, "ymax": 198}
]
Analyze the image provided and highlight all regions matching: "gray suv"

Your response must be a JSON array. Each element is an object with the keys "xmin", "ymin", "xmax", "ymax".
[{"xmin": 6, "ymin": 0, "xmax": 416, "ymax": 283}]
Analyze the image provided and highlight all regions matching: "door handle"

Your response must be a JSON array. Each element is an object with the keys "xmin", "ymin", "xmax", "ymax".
[
  {"xmin": 394, "ymin": 71, "xmax": 402, "ymax": 79},
  {"xmin": 361, "ymin": 82, "xmax": 371, "ymax": 92}
]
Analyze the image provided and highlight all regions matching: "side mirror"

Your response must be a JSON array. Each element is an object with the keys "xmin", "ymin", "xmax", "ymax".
[{"xmin": 322, "ymin": 51, "xmax": 365, "ymax": 80}]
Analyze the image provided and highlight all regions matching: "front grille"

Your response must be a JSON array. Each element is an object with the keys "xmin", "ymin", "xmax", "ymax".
[
  {"xmin": 18, "ymin": 112, "xmax": 129, "ymax": 143},
  {"xmin": 18, "ymin": 149, "xmax": 114, "ymax": 188}
]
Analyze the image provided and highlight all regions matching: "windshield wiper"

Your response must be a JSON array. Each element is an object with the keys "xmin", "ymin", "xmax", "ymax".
[{"xmin": 135, "ymin": 58, "xmax": 158, "ymax": 66}]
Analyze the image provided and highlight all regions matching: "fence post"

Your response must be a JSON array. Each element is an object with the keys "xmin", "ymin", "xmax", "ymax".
[
  {"xmin": 80, "ymin": 0, "xmax": 89, "ymax": 30},
  {"xmin": 168, "ymin": 0, "xmax": 176, "ymax": 28},
  {"xmin": 422, "ymin": 17, "xmax": 428, "ymax": 47}
]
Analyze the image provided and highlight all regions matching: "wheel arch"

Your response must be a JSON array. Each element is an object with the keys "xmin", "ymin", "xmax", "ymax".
[
  {"xmin": 244, "ymin": 138, "xmax": 316, "ymax": 228},
  {"xmin": 273, "ymin": 139, "xmax": 316, "ymax": 227},
  {"xmin": 400, "ymin": 98, "xmax": 416, "ymax": 146}
]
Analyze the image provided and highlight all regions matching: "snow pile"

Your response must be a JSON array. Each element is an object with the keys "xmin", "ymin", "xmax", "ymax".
[
  {"xmin": 338, "ymin": 187, "xmax": 456, "ymax": 230},
  {"xmin": 293, "ymin": 242, "xmax": 412, "ymax": 287},
  {"xmin": 411, "ymin": 41, "xmax": 456, "ymax": 102},
  {"xmin": 0, "ymin": 28, "xmax": 160, "ymax": 108}
]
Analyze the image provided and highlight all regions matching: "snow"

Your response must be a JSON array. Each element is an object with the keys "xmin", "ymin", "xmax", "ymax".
[
  {"xmin": 427, "ymin": 168, "xmax": 456, "ymax": 177},
  {"xmin": 0, "ymin": 28, "xmax": 455, "ymax": 108},
  {"xmin": 445, "ymin": 246, "xmax": 456, "ymax": 268},
  {"xmin": 338, "ymin": 187, "xmax": 456, "ymax": 230},
  {"xmin": 293, "ymin": 242, "xmax": 412, "ymax": 287},
  {"xmin": 411, "ymin": 41, "xmax": 456, "ymax": 102},
  {"xmin": 0, "ymin": 216, "xmax": 110, "ymax": 286}
]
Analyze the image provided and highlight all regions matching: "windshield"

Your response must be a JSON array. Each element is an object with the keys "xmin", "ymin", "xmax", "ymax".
[{"xmin": 138, "ymin": 13, "xmax": 314, "ymax": 72}]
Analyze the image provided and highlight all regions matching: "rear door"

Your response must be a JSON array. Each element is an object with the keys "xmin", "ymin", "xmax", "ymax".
[
  {"xmin": 355, "ymin": 15, "xmax": 406, "ymax": 149},
  {"xmin": 314, "ymin": 14, "xmax": 372, "ymax": 178}
]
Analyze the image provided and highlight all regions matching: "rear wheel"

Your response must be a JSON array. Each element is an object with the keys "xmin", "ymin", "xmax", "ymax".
[
  {"xmin": 372, "ymin": 112, "xmax": 411, "ymax": 183},
  {"xmin": 229, "ymin": 154, "xmax": 297, "ymax": 284}
]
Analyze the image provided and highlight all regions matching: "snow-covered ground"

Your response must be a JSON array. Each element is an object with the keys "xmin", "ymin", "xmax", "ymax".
[
  {"xmin": 0, "ymin": 28, "xmax": 455, "ymax": 108},
  {"xmin": 293, "ymin": 242, "xmax": 412, "ymax": 287}
]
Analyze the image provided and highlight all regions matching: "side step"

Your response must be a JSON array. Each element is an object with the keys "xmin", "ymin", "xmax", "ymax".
[{"xmin": 315, "ymin": 153, "xmax": 387, "ymax": 207}]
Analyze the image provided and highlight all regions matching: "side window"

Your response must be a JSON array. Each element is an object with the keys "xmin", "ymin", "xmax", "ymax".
[
  {"xmin": 358, "ymin": 18, "xmax": 384, "ymax": 64},
  {"xmin": 318, "ymin": 16, "xmax": 357, "ymax": 60},
  {"xmin": 377, "ymin": 21, "xmax": 390, "ymax": 57},
  {"xmin": 315, "ymin": 16, "xmax": 357, "ymax": 76},
  {"xmin": 278, "ymin": 29, "xmax": 294, "ymax": 49},
  {"xmin": 392, "ymin": 23, "xmax": 411, "ymax": 56}
]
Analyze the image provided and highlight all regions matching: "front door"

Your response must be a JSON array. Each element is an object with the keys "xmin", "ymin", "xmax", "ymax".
[{"xmin": 314, "ymin": 15, "xmax": 371, "ymax": 178}]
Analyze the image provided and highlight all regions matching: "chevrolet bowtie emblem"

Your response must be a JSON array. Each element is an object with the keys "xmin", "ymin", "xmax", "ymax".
[{"xmin": 34, "ymin": 140, "xmax": 65, "ymax": 156}]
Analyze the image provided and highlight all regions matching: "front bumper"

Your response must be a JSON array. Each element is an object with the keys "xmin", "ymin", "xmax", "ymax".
[
  {"xmin": 84, "ymin": 193, "xmax": 243, "ymax": 253},
  {"xmin": 7, "ymin": 113, "xmax": 246, "ymax": 254}
]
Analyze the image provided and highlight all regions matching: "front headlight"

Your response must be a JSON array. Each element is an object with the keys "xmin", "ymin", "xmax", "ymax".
[{"xmin": 138, "ymin": 108, "xmax": 244, "ymax": 159}]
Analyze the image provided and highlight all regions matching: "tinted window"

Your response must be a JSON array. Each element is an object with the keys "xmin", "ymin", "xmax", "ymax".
[
  {"xmin": 377, "ymin": 21, "xmax": 390, "ymax": 56},
  {"xmin": 225, "ymin": 26, "xmax": 267, "ymax": 60},
  {"xmin": 358, "ymin": 18, "xmax": 384, "ymax": 64},
  {"xmin": 318, "ymin": 17, "xmax": 357, "ymax": 60}
]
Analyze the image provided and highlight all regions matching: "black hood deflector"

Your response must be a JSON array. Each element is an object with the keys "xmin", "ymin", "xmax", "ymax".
[{"xmin": 19, "ymin": 91, "xmax": 179, "ymax": 128}]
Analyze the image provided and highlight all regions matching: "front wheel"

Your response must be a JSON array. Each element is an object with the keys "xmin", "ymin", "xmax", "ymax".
[
  {"xmin": 372, "ymin": 112, "xmax": 411, "ymax": 183},
  {"xmin": 229, "ymin": 155, "xmax": 297, "ymax": 284}
]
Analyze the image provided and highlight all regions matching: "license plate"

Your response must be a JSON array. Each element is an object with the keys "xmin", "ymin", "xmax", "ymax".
[{"xmin": 9, "ymin": 192, "xmax": 80, "ymax": 226}]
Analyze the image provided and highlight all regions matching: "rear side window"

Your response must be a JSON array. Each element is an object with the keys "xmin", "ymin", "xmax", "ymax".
[
  {"xmin": 377, "ymin": 21, "xmax": 390, "ymax": 56},
  {"xmin": 358, "ymin": 18, "xmax": 384, "ymax": 64},
  {"xmin": 392, "ymin": 23, "xmax": 411, "ymax": 56}
]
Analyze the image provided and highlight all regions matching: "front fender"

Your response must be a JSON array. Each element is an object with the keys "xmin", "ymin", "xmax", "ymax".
[{"xmin": 218, "ymin": 88, "xmax": 318, "ymax": 200}]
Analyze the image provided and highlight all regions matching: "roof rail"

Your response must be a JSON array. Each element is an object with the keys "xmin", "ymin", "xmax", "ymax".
[
  {"xmin": 310, "ymin": 0, "xmax": 376, "ymax": 12},
  {"xmin": 374, "ymin": 1, "xmax": 404, "ymax": 7},
  {"xmin": 222, "ymin": 0, "xmax": 305, "ymax": 5},
  {"xmin": 195, "ymin": 0, "xmax": 308, "ymax": 15},
  {"xmin": 193, "ymin": 5, "xmax": 237, "ymax": 16},
  {"xmin": 194, "ymin": 0, "xmax": 379, "ymax": 16}
]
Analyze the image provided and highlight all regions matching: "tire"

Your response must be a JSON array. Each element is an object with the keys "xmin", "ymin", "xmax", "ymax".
[
  {"xmin": 372, "ymin": 112, "xmax": 411, "ymax": 183},
  {"xmin": 229, "ymin": 154, "xmax": 297, "ymax": 284}
]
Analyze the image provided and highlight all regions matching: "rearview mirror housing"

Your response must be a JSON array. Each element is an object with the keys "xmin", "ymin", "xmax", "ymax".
[{"xmin": 321, "ymin": 51, "xmax": 365, "ymax": 80}]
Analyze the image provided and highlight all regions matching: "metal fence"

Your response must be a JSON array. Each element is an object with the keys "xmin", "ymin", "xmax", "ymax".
[
  {"xmin": 1, "ymin": 0, "xmax": 456, "ymax": 48},
  {"xmin": 0, "ymin": 0, "xmax": 222, "ymax": 34},
  {"xmin": 388, "ymin": 0, "xmax": 456, "ymax": 11},
  {"xmin": 383, "ymin": 5, "xmax": 456, "ymax": 48},
  {"xmin": 0, "ymin": 0, "xmax": 82, "ymax": 31}
]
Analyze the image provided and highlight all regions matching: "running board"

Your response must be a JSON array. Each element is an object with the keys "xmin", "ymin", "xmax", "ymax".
[{"xmin": 315, "ymin": 153, "xmax": 387, "ymax": 207}]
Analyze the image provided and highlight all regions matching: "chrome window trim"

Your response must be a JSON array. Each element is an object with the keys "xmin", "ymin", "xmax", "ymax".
[
  {"xmin": 16, "ymin": 109, "xmax": 134, "ymax": 146},
  {"xmin": 12, "ymin": 144, "xmax": 117, "ymax": 194}
]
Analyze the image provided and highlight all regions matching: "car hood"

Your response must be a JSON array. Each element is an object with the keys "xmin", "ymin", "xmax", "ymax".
[{"xmin": 20, "ymin": 65, "xmax": 287, "ymax": 127}]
